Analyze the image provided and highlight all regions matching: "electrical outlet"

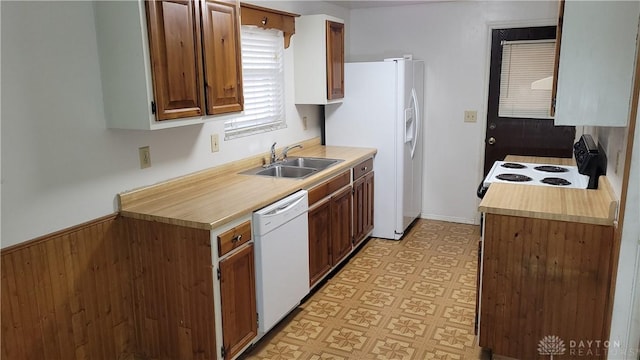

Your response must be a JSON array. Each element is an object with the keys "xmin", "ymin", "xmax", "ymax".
[
  {"xmin": 139, "ymin": 146, "xmax": 151, "ymax": 169},
  {"xmin": 464, "ymin": 110, "xmax": 477, "ymax": 123},
  {"xmin": 211, "ymin": 133, "xmax": 219, "ymax": 153},
  {"xmin": 302, "ymin": 116, "xmax": 308, "ymax": 130}
]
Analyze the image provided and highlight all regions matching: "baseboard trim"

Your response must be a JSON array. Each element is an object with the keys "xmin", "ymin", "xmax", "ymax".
[{"xmin": 420, "ymin": 213, "xmax": 480, "ymax": 225}]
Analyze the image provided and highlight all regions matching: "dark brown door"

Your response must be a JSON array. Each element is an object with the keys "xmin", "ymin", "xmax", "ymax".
[
  {"xmin": 352, "ymin": 172, "xmax": 374, "ymax": 246},
  {"xmin": 484, "ymin": 26, "xmax": 575, "ymax": 175},
  {"xmin": 201, "ymin": 0, "xmax": 243, "ymax": 115},
  {"xmin": 145, "ymin": 0, "xmax": 205, "ymax": 120},
  {"xmin": 219, "ymin": 244, "xmax": 257, "ymax": 359},
  {"xmin": 331, "ymin": 186, "xmax": 352, "ymax": 264},
  {"xmin": 326, "ymin": 20, "xmax": 344, "ymax": 100},
  {"xmin": 308, "ymin": 198, "xmax": 332, "ymax": 287}
]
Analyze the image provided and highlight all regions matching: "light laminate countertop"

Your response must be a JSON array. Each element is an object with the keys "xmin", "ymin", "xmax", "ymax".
[
  {"xmin": 478, "ymin": 155, "xmax": 618, "ymax": 226},
  {"xmin": 118, "ymin": 138, "xmax": 376, "ymax": 230}
]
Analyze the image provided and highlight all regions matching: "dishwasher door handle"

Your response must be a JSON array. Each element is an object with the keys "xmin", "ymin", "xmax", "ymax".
[{"xmin": 263, "ymin": 195, "xmax": 306, "ymax": 216}]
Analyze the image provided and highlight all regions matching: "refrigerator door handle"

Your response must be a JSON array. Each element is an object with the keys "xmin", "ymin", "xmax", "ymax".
[{"xmin": 410, "ymin": 88, "xmax": 420, "ymax": 159}]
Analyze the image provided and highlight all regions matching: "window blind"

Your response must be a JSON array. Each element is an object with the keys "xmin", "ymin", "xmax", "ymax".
[
  {"xmin": 225, "ymin": 27, "xmax": 285, "ymax": 139},
  {"xmin": 498, "ymin": 39, "xmax": 556, "ymax": 119}
]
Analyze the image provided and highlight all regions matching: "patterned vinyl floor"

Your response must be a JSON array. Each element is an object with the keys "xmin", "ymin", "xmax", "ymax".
[{"xmin": 242, "ymin": 219, "xmax": 488, "ymax": 360}]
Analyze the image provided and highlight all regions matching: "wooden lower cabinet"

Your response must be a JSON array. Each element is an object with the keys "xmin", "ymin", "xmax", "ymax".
[
  {"xmin": 331, "ymin": 186, "xmax": 353, "ymax": 264},
  {"xmin": 124, "ymin": 217, "xmax": 218, "ymax": 359},
  {"xmin": 219, "ymin": 244, "xmax": 257, "ymax": 359},
  {"xmin": 479, "ymin": 213, "xmax": 615, "ymax": 359},
  {"xmin": 308, "ymin": 185, "xmax": 352, "ymax": 288},
  {"xmin": 308, "ymin": 198, "xmax": 332, "ymax": 286},
  {"xmin": 353, "ymin": 171, "xmax": 374, "ymax": 245}
]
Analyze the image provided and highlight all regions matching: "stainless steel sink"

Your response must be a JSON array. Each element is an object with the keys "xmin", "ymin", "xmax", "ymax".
[
  {"xmin": 239, "ymin": 157, "xmax": 343, "ymax": 179},
  {"xmin": 280, "ymin": 157, "xmax": 342, "ymax": 170},
  {"xmin": 254, "ymin": 165, "xmax": 317, "ymax": 179}
]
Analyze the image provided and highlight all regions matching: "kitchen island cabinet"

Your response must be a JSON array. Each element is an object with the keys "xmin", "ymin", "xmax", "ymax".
[{"xmin": 477, "ymin": 156, "xmax": 618, "ymax": 359}]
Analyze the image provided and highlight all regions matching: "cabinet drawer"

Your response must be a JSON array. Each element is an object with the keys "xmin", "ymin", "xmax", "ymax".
[
  {"xmin": 218, "ymin": 220, "xmax": 252, "ymax": 257},
  {"xmin": 353, "ymin": 158, "xmax": 373, "ymax": 180},
  {"xmin": 308, "ymin": 170, "xmax": 350, "ymax": 206}
]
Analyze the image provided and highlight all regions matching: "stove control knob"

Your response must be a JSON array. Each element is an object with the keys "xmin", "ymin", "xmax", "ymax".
[{"xmin": 487, "ymin": 137, "xmax": 496, "ymax": 145}]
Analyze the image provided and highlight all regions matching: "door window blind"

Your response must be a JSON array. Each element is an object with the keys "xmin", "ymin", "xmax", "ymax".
[
  {"xmin": 225, "ymin": 27, "xmax": 285, "ymax": 139},
  {"xmin": 498, "ymin": 39, "xmax": 556, "ymax": 119}
]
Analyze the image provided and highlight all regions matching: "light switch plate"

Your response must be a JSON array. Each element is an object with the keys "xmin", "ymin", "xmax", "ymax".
[
  {"xmin": 139, "ymin": 146, "xmax": 151, "ymax": 169},
  {"xmin": 211, "ymin": 133, "xmax": 220, "ymax": 153}
]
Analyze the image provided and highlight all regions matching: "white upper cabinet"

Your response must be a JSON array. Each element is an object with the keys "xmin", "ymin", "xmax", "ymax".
[
  {"xmin": 554, "ymin": 1, "xmax": 640, "ymax": 127},
  {"xmin": 294, "ymin": 14, "xmax": 345, "ymax": 105}
]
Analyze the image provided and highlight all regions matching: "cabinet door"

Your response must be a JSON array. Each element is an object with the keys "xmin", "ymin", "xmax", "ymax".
[
  {"xmin": 554, "ymin": 1, "xmax": 639, "ymax": 126},
  {"xmin": 331, "ymin": 186, "xmax": 352, "ymax": 264},
  {"xmin": 362, "ymin": 171, "xmax": 374, "ymax": 239},
  {"xmin": 352, "ymin": 176, "xmax": 365, "ymax": 244},
  {"xmin": 326, "ymin": 20, "xmax": 344, "ymax": 100},
  {"xmin": 201, "ymin": 0, "xmax": 244, "ymax": 115},
  {"xmin": 308, "ymin": 199, "xmax": 332, "ymax": 287},
  {"xmin": 219, "ymin": 244, "xmax": 257, "ymax": 359},
  {"xmin": 145, "ymin": 0, "xmax": 204, "ymax": 120}
]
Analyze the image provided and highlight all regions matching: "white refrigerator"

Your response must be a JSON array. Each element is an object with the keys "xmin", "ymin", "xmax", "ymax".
[{"xmin": 325, "ymin": 58, "xmax": 424, "ymax": 240}]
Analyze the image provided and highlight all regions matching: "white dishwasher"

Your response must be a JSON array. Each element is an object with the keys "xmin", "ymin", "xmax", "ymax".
[{"xmin": 253, "ymin": 190, "xmax": 309, "ymax": 336}]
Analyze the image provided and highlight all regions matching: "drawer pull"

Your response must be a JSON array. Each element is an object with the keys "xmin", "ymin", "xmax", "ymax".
[
  {"xmin": 362, "ymin": 166, "xmax": 367, "ymax": 171},
  {"xmin": 261, "ymin": 17, "xmax": 268, "ymax": 25},
  {"xmin": 232, "ymin": 234, "xmax": 242, "ymax": 243}
]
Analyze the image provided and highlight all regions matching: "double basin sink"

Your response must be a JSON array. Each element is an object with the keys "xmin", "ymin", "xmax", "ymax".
[{"xmin": 241, "ymin": 157, "xmax": 343, "ymax": 179}]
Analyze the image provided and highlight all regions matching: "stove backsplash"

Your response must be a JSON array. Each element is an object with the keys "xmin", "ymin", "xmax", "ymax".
[{"xmin": 586, "ymin": 126, "xmax": 627, "ymax": 200}]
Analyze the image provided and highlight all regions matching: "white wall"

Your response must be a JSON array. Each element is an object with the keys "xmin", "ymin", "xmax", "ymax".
[
  {"xmin": 348, "ymin": 1, "xmax": 558, "ymax": 224},
  {"xmin": 607, "ymin": 100, "xmax": 640, "ymax": 358},
  {"xmin": 0, "ymin": 0, "xmax": 344, "ymax": 248}
]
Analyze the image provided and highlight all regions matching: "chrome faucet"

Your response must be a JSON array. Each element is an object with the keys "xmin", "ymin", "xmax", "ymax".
[
  {"xmin": 281, "ymin": 144, "xmax": 303, "ymax": 160},
  {"xmin": 270, "ymin": 142, "xmax": 277, "ymax": 164}
]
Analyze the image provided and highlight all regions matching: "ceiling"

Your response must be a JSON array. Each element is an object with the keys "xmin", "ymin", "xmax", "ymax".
[{"xmin": 325, "ymin": 1, "xmax": 441, "ymax": 9}]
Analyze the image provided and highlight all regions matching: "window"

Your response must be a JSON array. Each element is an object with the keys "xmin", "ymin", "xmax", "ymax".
[
  {"xmin": 498, "ymin": 39, "xmax": 556, "ymax": 119},
  {"xmin": 224, "ymin": 26, "xmax": 285, "ymax": 139}
]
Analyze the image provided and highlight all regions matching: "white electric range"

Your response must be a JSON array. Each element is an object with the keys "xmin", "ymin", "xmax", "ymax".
[
  {"xmin": 483, "ymin": 161, "xmax": 589, "ymax": 189},
  {"xmin": 477, "ymin": 134, "xmax": 607, "ymax": 199}
]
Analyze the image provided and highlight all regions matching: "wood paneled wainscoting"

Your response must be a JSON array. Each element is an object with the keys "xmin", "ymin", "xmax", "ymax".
[
  {"xmin": 1, "ymin": 215, "xmax": 136, "ymax": 359},
  {"xmin": 1, "ymin": 215, "xmax": 217, "ymax": 360}
]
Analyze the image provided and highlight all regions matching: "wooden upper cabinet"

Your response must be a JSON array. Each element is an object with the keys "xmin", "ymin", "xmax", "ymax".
[
  {"xmin": 201, "ymin": 0, "xmax": 244, "ymax": 115},
  {"xmin": 145, "ymin": 0, "xmax": 205, "ymax": 120},
  {"xmin": 326, "ymin": 20, "xmax": 344, "ymax": 100},
  {"xmin": 294, "ymin": 14, "xmax": 345, "ymax": 105}
]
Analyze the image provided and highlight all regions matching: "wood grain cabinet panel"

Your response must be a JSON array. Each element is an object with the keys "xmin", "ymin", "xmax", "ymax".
[
  {"xmin": 326, "ymin": 20, "xmax": 344, "ymax": 100},
  {"xmin": 145, "ymin": 0, "xmax": 205, "ymax": 120},
  {"xmin": 479, "ymin": 213, "xmax": 615, "ymax": 359},
  {"xmin": 218, "ymin": 220, "xmax": 251, "ymax": 256},
  {"xmin": 353, "ymin": 171, "xmax": 374, "ymax": 246},
  {"xmin": 330, "ymin": 186, "xmax": 352, "ymax": 264},
  {"xmin": 308, "ymin": 198, "xmax": 333, "ymax": 286},
  {"xmin": 219, "ymin": 244, "xmax": 257, "ymax": 359},
  {"xmin": 201, "ymin": 0, "xmax": 244, "ymax": 115}
]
